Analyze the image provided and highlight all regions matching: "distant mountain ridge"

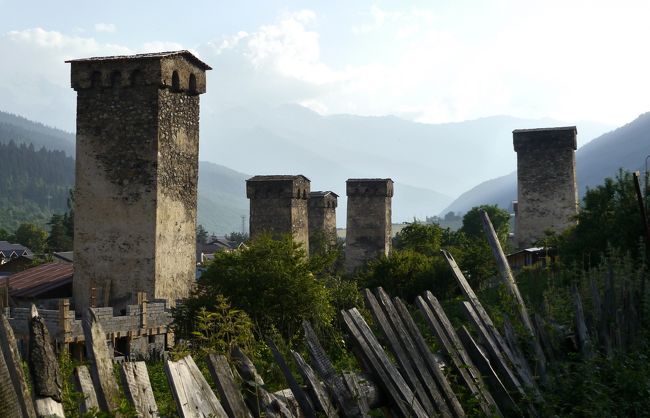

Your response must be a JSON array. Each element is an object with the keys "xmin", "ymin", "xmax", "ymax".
[
  {"xmin": 0, "ymin": 111, "xmax": 75, "ymax": 155},
  {"xmin": 443, "ymin": 112, "xmax": 650, "ymax": 214}
]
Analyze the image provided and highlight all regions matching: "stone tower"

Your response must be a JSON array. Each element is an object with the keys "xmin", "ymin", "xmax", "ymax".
[
  {"xmin": 345, "ymin": 178, "xmax": 393, "ymax": 273},
  {"xmin": 308, "ymin": 191, "xmax": 338, "ymax": 254},
  {"xmin": 246, "ymin": 175, "xmax": 310, "ymax": 253},
  {"xmin": 67, "ymin": 51, "xmax": 211, "ymax": 313},
  {"xmin": 513, "ymin": 126, "xmax": 578, "ymax": 249}
]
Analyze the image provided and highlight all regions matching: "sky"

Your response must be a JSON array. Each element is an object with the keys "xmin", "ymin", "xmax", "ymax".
[{"xmin": 1, "ymin": 0, "xmax": 650, "ymax": 132}]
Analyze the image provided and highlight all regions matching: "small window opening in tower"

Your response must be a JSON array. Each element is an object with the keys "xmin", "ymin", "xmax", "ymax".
[
  {"xmin": 91, "ymin": 71, "xmax": 102, "ymax": 88},
  {"xmin": 130, "ymin": 69, "xmax": 143, "ymax": 86},
  {"xmin": 189, "ymin": 73, "xmax": 197, "ymax": 95},
  {"xmin": 110, "ymin": 71, "xmax": 121, "ymax": 88},
  {"xmin": 172, "ymin": 71, "xmax": 180, "ymax": 91}
]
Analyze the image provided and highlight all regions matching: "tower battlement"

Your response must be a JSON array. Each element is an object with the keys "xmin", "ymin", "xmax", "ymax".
[{"xmin": 346, "ymin": 178, "xmax": 394, "ymax": 197}]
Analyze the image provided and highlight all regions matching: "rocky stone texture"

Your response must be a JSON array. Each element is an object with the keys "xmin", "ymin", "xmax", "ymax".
[
  {"xmin": 308, "ymin": 191, "xmax": 338, "ymax": 254},
  {"xmin": 68, "ymin": 51, "xmax": 210, "ymax": 313},
  {"xmin": 246, "ymin": 175, "xmax": 311, "ymax": 253},
  {"xmin": 513, "ymin": 127, "xmax": 578, "ymax": 249},
  {"xmin": 345, "ymin": 179, "xmax": 393, "ymax": 273}
]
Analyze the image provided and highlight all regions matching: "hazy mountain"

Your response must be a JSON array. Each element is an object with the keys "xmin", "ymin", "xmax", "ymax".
[
  {"xmin": 200, "ymin": 104, "xmax": 612, "ymax": 221},
  {"xmin": 443, "ymin": 112, "xmax": 650, "ymax": 214},
  {"xmin": 0, "ymin": 111, "xmax": 75, "ymax": 155}
]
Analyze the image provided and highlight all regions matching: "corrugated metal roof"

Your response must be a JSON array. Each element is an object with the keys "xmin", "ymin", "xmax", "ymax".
[{"xmin": 2, "ymin": 262, "xmax": 73, "ymax": 298}]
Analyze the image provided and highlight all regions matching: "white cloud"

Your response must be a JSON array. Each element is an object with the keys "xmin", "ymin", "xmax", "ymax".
[{"xmin": 94, "ymin": 23, "xmax": 116, "ymax": 33}]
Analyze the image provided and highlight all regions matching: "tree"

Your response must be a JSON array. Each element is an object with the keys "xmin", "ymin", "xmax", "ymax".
[
  {"xmin": 176, "ymin": 234, "xmax": 333, "ymax": 340},
  {"xmin": 196, "ymin": 224, "xmax": 209, "ymax": 246},
  {"xmin": 47, "ymin": 213, "xmax": 72, "ymax": 252},
  {"xmin": 460, "ymin": 204, "xmax": 510, "ymax": 244},
  {"xmin": 225, "ymin": 232, "xmax": 249, "ymax": 246},
  {"xmin": 394, "ymin": 222, "xmax": 444, "ymax": 256},
  {"xmin": 13, "ymin": 223, "xmax": 47, "ymax": 253}
]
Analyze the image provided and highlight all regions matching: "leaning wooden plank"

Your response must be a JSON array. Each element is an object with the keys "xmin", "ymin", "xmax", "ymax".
[
  {"xmin": 457, "ymin": 326, "xmax": 519, "ymax": 416},
  {"xmin": 342, "ymin": 308, "xmax": 429, "ymax": 418},
  {"xmin": 291, "ymin": 351, "xmax": 337, "ymax": 417},
  {"xmin": 82, "ymin": 307, "xmax": 120, "ymax": 412},
  {"xmin": 302, "ymin": 321, "xmax": 369, "ymax": 418},
  {"xmin": 74, "ymin": 365, "xmax": 100, "ymax": 414},
  {"xmin": 0, "ymin": 313, "xmax": 36, "ymax": 418},
  {"xmin": 0, "ymin": 339, "xmax": 24, "ymax": 418},
  {"xmin": 480, "ymin": 210, "xmax": 547, "ymax": 381},
  {"xmin": 572, "ymin": 283, "xmax": 592, "ymax": 359},
  {"xmin": 417, "ymin": 293, "xmax": 500, "ymax": 417},
  {"xmin": 441, "ymin": 250, "xmax": 537, "ymax": 393},
  {"xmin": 29, "ymin": 305, "xmax": 65, "ymax": 417},
  {"xmin": 363, "ymin": 289, "xmax": 438, "ymax": 416},
  {"xmin": 230, "ymin": 345, "xmax": 292, "ymax": 418},
  {"xmin": 164, "ymin": 355, "xmax": 228, "ymax": 418},
  {"xmin": 268, "ymin": 338, "xmax": 317, "ymax": 417},
  {"xmin": 121, "ymin": 361, "xmax": 160, "ymax": 418},
  {"xmin": 392, "ymin": 295, "xmax": 467, "ymax": 418},
  {"xmin": 206, "ymin": 353, "xmax": 254, "ymax": 418},
  {"xmin": 375, "ymin": 288, "xmax": 458, "ymax": 417},
  {"xmin": 459, "ymin": 301, "xmax": 523, "ymax": 397}
]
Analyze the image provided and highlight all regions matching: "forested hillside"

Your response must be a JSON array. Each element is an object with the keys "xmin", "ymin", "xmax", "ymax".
[
  {"xmin": 0, "ymin": 111, "xmax": 74, "ymax": 155},
  {"xmin": 0, "ymin": 141, "xmax": 74, "ymax": 231}
]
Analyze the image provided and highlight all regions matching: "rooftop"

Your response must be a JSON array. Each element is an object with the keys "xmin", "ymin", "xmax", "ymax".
[
  {"xmin": 66, "ymin": 50, "xmax": 212, "ymax": 71},
  {"xmin": 247, "ymin": 175, "xmax": 311, "ymax": 182},
  {"xmin": 2, "ymin": 262, "xmax": 73, "ymax": 298},
  {"xmin": 310, "ymin": 191, "xmax": 339, "ymax": 198},
  {"xmin": 512, "ymin": 126, "xmax": 577, "ymax": 134}
]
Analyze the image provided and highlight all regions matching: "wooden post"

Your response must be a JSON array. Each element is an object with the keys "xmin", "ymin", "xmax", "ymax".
[
  {"xmin": 58, "ymin": 299, "xmax": 70, "ymax": 343},
  {"xmin": 138, "ymin": 292, "xmax": 148, "ymax": 330},
  {"xmin": 82, "ymin": 308, "xmax": 121, "ymax": 412},
  {"xmin": 206, "ymin": 353, "xmax": 254, "ymax": 418},
  {"xmin": 0, "ymin": 313, "xmax": 37, "ymax": 418},
  {"xmin": 291, "ymin": 351, "xmax": 337, "ymax": 417},
  {"xmin": 28, "ymin": 305, "xmax": 65, "ymax": 417},
  {"xmin": 74, "ymin": 365, "xmax": 100, "ymax": 414}
]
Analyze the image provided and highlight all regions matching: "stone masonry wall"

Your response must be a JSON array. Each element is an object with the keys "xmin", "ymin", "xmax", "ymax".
[
  {"xmin": 513, "ymin": 127, "xmax": 578, "ymax": 249},
  {"xmin": 345, "ymin": 179, "xmax": 393, "ymax": 273}
]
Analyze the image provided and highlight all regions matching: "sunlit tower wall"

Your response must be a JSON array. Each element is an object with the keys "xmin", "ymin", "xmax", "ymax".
[
  {"xmin": 513, "ymin": 126, "xmax": 578, "ymax": 249},
  {"xmin": 246, "ymin": 175, "xmax": 311, "ymax": 253},
  {"xmin": 68, "ymin": 51, "xmax": 211, "ymax": 314},
  {"xmin": 308, "ymin": 191, "xmax": 338, "ymax": 254},
  {"xmin": 345, "ymin": 178, "xmax": 393, "ymax": 273}
]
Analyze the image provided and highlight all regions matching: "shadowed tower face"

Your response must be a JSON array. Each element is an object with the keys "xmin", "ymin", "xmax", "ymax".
[
  {"xmin": 246, "ymin": 175, "xmax": 311, "ymax": 253},
  {"xmin": 345, "ymin": 178, "xmax": 393, "ymax": 273},
  {"xmin": 68, "ymin": 51, "xmax": 211, "ymax": 313},
  {"xmin": 308, "ymin": 191, "xmax": 338, "ymax": 254},
  {"xmin": 513, "ymin": 126, "xmax": 578, "ymax": 249}
]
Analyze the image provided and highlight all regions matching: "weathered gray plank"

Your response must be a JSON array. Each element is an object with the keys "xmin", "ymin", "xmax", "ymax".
[
  {"xmin": 457, "ymin": 326, "xmax": 518, "ymax": 415},
  {"xmin": 29, "ymin": 305, "xmax": 65, "ymax": 417},
  {"xmin": 572, "ymin": 283, "xmax": 592, "ymax": 359},
  {"xmin": 74, "ymin": 365, "xmax": 100, "ymax": 414},
  {"xmin": 0, "ymin": 338, "xmax": 24, "ymax": 418},
  {"xmin": 442, "ymin": 250, "xmax": 537, "ymax": 393},
  {"xmin": 121, "ymin": 361, "xmax": 159, "ymax": 417},
  {"xmin": 342, "ymin": 308, "xmax": 429, "ymax": 418},
  {"xmin": 230, "ymin": 346, "xmax": 292, "ymax": 418},
  {"xmin": 82, "ymin": 308, "xmax": 121, "ymax": 412},
  {"xmin": 0, "ymin": 313, "xmax": 36, "ymax": 418},
  {"xmin": 480, "ymin": 210, "xmax": 547, "ymax": 381},
  {"xmin": 206, "ymin": 353, "xmax": 254, "ymax": 418},
  {"xmin": 302, "ymin": 321, "xmax": 369, "ymax": 418},
  {"xmin": 363, "ymin": 288, "xmax": 439, "ymax": 416},
  {"xmin": 165, "ymin": 355, "xmax": 228, "ymax": 418},
  {"xmin": 392, "ymin": 295, "xmax": 466, "ymax": 418},
  {"xmin": 291, "ymin": 351, "xmax": 337, "ymax": 417},
  {"xmin": 417, "ymin": 292, "xmax": 500, "ymax": 417},
  {"xmin": 268, "ymin": 338, "xmax": 317, "ymax": 417}
]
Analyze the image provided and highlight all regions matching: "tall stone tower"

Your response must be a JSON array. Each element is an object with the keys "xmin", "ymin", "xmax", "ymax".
[
  {"xmin": 308, "ymin": 191, "xmax": 338, "ymax": 254},
  {"xmin": 513, "ymin": 126, "xmax": 578, "ymax": 249},
  {"xmin": 67, "ymin": 51, "xmax": 211, "ymax": 313},
  {"xmin": 246, "ymin": 175, "xmax": 310, "ymax": 253},
  {"xmin": 345, "ymin": 178, "xmax": 393, "ymax": 273}
]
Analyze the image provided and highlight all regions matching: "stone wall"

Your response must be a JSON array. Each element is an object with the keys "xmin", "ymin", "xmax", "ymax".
[
  {"xmin": 308, "ymin": 191, "xmax": 338, "ymax": 254},
  {"xmin": 246, "ymin": 175, "xmax": 311, "ymax": 253},
  {"xmin": 513, "ymin": 127, "xmax": 578, "ymax": 249},
  {"xmin": 69, "ymin": 52, "xmax": 209, "ymax": 313},
  {"xmin": 345, "ymin": 179, "xmax": 393, "ymax": 273}
]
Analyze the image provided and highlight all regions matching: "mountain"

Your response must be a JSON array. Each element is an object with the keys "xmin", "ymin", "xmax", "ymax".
[
  {"xmin": 197, "ymin": 161, "xmax": 249, "ymax": 234},
  {"xmin": 0, "ymin": 111, "xmax": 75, "ymax": 156},
  {"xmin": 443, "ymin": 112, "xmax": 650, "ymax": 214},
  {"xmin": 200, "ymin": 104, "xmax": 612, "ymax": 221}
]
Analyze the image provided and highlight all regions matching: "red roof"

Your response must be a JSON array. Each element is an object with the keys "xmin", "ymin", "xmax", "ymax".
[{"xmin": 2, "ymin": 262, "xmax": 73, "ymax": 298}]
